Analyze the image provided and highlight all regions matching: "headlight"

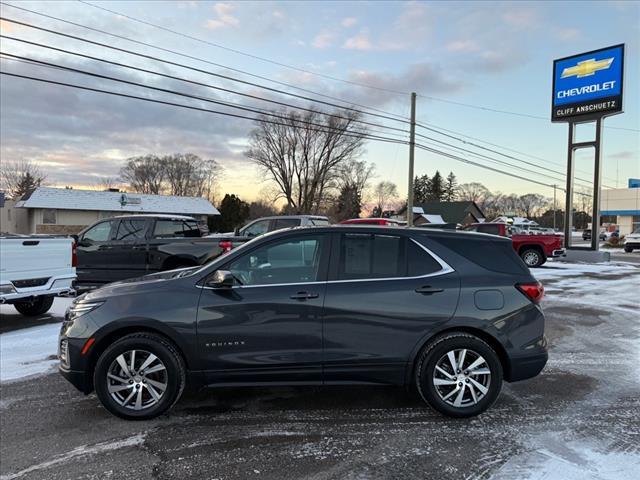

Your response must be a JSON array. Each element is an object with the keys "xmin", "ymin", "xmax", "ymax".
[
  {"xmin": 67, "ymin": 301, "xmax": 104, "ymax": 320},
  {"xmin": 0, "ymin": 284, "xmax": 17, "ymax": 295}
]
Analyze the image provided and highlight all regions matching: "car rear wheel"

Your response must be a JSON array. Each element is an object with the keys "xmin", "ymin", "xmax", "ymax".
[
  {"xmin": 94, "ymin": 333, "xmax": 185, "ymax": 420},
  {"xmin": 520, "ymin": 248, "xmax": 544, "ymax": 267},
  {"xmin": 415, "ymin": 333, "xmax": 503, "ymax": 418},
  {"xmin": 13, "ymin": 296, "xmax": 54, "ymax": 316}
]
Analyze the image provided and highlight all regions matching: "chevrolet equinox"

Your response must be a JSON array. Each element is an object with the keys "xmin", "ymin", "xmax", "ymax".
[{"xmin": 59, "ymin": 226, "xmax": 547, "ymax": 420}]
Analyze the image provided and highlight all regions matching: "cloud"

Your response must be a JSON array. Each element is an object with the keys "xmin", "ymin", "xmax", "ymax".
[
  {"xmin": 341, "ymin": 17, "xmax": 358, "ymax": 28},
  {"xmin": 205, "ymin": 2, "xmax": 239, "ymax": 30},
  {"xmin": 0, "ymin": 57, "xmax": 252, "ymax": 188},
  {"xmin": 312, "ymin": 31, "xmax": 335, "ymax": 49},
  {"xmin": 502, "ymin": 8, "xmax": 539, "ymax": 29},
  {"xmin": 446, "ymin": 40, "xmax": 480, "ymax": 53},
  {"xmin": 555, "ymin": 28, "xmax": 581, "ymax": 40},
  {"xmin": 343, "ymin": 32, "xmax": 372, "ymax": 50}
]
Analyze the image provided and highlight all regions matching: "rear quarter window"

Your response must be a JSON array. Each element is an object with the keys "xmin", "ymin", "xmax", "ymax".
[{"xmin": 429, "ymin": 235, "xmax": 529, "ymax": 274}]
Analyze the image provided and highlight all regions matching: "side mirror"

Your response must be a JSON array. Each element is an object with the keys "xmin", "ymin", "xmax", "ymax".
[
  {"xmin": 206, "ymin": 270, "xmax": 235, "ymax": 289},
  {"xmin": 71, "ymin": 234, "xmax": 79, "ymax": 243},
  {"xmin": 234, "ymin": 227, "xmax": 240, "ymax": 236}
]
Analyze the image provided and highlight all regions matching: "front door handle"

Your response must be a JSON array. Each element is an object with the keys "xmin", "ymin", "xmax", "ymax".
[
  {"xmin": 290, "ymin": 291, "xmax": 319, "ymax": 300},
  {"xmin": 415, "ymin": 286, "xmax": 444, "ymax": 295}
]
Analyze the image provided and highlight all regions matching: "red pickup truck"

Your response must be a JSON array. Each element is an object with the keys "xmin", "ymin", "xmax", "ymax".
[{"xmin": 462, "ymin": 223, "xmax": 565, "ymax": 267}]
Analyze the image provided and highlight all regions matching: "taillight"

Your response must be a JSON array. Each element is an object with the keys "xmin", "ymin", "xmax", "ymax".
[
  {"xmin": 516, "ymin": 282, "xmax": 544, "ymax": 303},
  {"xmin": 218, "ymin": 240, "xmax": 233, "ymax": 253},
  {"xmin": 72, "ymin": 240, "xmax": 78, "ymax": 267}
]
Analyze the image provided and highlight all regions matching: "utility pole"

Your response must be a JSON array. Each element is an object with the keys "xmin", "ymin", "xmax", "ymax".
[
  {"xmin": 553, "ymin": 184, "xmax": 557, "ymax": 231},
  {"xmin": 407, "ymin": 92, "xmax": 417, "ymax": 227}
]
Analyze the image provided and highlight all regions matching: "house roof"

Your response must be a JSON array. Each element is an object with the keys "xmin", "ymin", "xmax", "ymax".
[
  {"xmin": 415, "ymin": 201, "xmax": 485, "ymax": 224},
  {"xmin": 16, "ymin": 187, "xmax": 220, "ymax": 216}
]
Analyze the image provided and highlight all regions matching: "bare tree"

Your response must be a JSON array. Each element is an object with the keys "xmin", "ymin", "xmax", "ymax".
[
  {"xmin": 0, "ymin": 159, "xmax": 47, "ymax": 199},
  {"xmin": 337, "ymin": 159, "xmax": 375, "ymax": 201},
  {"xmin": 457, "ymin": 182, "xmax": 490, "ymax": 204},
  {"xmin": 373, "ymin": 180, "xmax": 398, "ymax": 213},
  {"xmin": 519, "ymin": 193, "xmax": 549, "ymax": 219},
  {"xmin": 95, "ymin": 177, "xmax": 119, "ymax": 191},
  {"xmin": 245, "ymin": 108, "xmax": 367, "ymax": 214},
  {"xmin": 119, "ymin": 155, "xmax": 165, "ymax": 194},
  {"xmin": 119, "ymin": 153, "xmax": 220, "ymax": 198}
]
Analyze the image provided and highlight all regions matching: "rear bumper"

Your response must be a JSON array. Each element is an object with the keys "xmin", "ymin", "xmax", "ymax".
[
  {"xmin": 506, "ymin": 337, "xmax": 548, "ymax": 382},
  {"xmin": 0, "ymin": 276, "xmax": 75, "ymax": 303}
]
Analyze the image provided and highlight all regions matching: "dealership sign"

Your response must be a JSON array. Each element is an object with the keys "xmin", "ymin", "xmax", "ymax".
[{"xmin": 552, "ymin": 44, "xmax": 624, "ymax": 121}]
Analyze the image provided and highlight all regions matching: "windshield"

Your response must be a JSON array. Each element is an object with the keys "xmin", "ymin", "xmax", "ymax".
[{"xmin": 634, "ymin": 227, "xmax": 640, "ymax": 234}]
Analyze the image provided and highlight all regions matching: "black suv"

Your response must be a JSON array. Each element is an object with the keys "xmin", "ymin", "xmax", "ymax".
[{"xmin": 59, "ymin": 226, "xmax": 547, "ymax": 419}]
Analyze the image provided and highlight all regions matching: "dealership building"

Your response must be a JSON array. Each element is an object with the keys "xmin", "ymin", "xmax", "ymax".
[
  {"xmin": 601, "ymin": 179, "xmax": 640, "ymax": 235},
  {"xmin": 0, "ymin": 187, "xmax": 220, "ymax": 235}
]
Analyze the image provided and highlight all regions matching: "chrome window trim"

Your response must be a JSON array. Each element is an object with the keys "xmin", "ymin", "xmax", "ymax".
[{"xmin": 198, "ymin": 238, "xmax": 454, "ymax": 290}]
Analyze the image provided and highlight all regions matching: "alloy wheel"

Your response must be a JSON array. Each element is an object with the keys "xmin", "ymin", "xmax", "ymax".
[
  {"xmin": 106, "ymin": 349, "xmax": 168, "ymax": 411},
  {"xmin": 523, "ymin": 251, "xmax": 540, "ymax": 266},
  {"xmin": 432, "ymin": 348, "xmax": 491, "ymax": 408}
]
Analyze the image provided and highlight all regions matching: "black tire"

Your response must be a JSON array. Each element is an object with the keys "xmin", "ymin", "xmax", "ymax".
[
  {"xmin": 93, "ymin": 333, "xmax": 186, "ymax": 420},
  {"xmin": 13, "ymin": 296, "xmax": 54, "ymax": 316},
  {"xmin": 415, "ymin": 333, "xmax": 503, "ymax": 418},
  {"xmin": 625, "ymin": 246, "xmax": 633, "ymax": 253},
  {"xmin": 520, "ymin": 248, "xmax": 544, "ymax": 268}
]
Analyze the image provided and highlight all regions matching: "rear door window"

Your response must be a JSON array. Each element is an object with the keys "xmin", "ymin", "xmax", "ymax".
[
  {"xmin": 153, "ymin": 219, "xmax": 200, "ymax": 238},
  {"xmin": 338, "ymin": 233, "xmax": 404, "ymax": 280},
  {"xmin": 273, "ymin": 218, "xmax": 300, "ymax": 230},
  {"xmin": 114, "ymin": 219, "xmax": 147, "ymax": 241}
]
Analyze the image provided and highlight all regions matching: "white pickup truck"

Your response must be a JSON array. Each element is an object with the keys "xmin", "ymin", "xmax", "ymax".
[{"xmin": 0, "ymin": 235, "xmax": 76, "ymax": 316}]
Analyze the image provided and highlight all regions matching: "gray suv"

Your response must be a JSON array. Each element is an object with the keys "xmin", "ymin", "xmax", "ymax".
[{"xmin": 59, "ymin": 226, "xmax": 547, "ymax": 420}]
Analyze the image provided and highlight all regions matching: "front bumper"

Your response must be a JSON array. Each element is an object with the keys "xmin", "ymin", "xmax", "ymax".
[
  {"xmin": 58, "ymin": 336, "xmax": 93, "ymax": 394},
  {"xmin": 551, "ymin": 248, "xmax": 566, "ymax": 257}
]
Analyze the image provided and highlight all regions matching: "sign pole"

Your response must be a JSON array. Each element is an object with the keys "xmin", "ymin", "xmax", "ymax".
[
  {"xmin": 591, "ymin": 118, "xmax": 604, "ymax": 251},
  {"xmin": 407, "ymin": 92, "xmax": 417, "ymax": 227},
  {"xmin": 563, "ymin": 123, "xmax": 575, "ymax": 248}
]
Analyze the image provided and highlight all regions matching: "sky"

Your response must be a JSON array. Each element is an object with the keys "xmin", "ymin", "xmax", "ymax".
[{"xmin": 0, "ymin": 0, "xmax": 638, "ymax": 206}]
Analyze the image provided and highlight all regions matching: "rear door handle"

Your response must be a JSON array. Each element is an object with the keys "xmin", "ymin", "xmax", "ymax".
[
  {"xmin": 290, "ymin": 291, "xmax": 319, "ymax": 300},
  {"xmin": 415, "ymin": 286, "xmax": 444, "ymax": 295}
]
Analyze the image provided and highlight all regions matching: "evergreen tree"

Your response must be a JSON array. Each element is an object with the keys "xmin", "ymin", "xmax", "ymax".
[
  {"xmin": 429, "ymin": 171, "xmax": 445, "ymax": 201},
  {"xmin": 335, "ymin": 184, "xmax": 362, "ymax": 221},
  {"xmin": 413, "ymin": 174, "xmax": 430, "ymax": 204},
  {"xmin": 444, "ymin": 171, "xmax": 458, "ymax": 201},
  {"xmin": 208, "ymin": 194, "xmax": 250, "ymax": 232}
]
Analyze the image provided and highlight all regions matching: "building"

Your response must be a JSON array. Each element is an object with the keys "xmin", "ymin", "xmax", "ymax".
[
  {"xmin": 394, "ymin": 202, "xmax": 485, "ymax": 226},
  {"xmin": 415, "ymin": 201, "xmax": 485, "ymax": 225},
  {"xmin": 601, "ymin": 179, "xmax": 640, "ymax": 235},
  {"xmin": 3, "ymin": 187, "xmax": 220, "ymax": 235}
]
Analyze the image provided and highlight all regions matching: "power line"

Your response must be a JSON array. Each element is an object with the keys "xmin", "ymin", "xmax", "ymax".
[
  {"xmin": 415, "ymin": 120, "xmax": 620, "ymax": 184},
  {"xmin": 414, "ymin": 123, "xmax": 615, "ymax": 189},
  {"xmin": 0, "ymin": 71, "xmax": 409, "ymax": 146},
  {"xmin": 0, "ymin": 15, "xmax": 412, "ymax": 127},
  {"xmin": 0, "ymin": 34, "xmax": 410, "ymax": 137},
  {"xmin": 2, "ymin": 70, "xmax": 593, "ymax": 196},
  {"xmin": 0, "ymin": 51, "xmax": 410, "ymax": 142},
  {"xmin": 0, "ymin": 2, "xmax": 410, "ymax": 122},
  {"xmin": 77, "ymin": 0, "xmax": 410, "ymax": 98},
  {"xmin": 74, "ymin": 0, "xmax": 638, "ymax": 134},
  {"xmin": 415, "ymin": 95, "xmax": 638, "ymax": 133}
]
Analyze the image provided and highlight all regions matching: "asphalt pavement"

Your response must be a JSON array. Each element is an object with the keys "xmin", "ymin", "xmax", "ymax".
[{"xmin": 1, "ymin": 262, "xmax": 639, "ymax": 480}]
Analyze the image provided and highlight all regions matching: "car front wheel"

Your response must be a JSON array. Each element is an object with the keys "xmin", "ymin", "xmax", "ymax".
[
  {"xmin": 94, "ymin": 333, "xmax": 186, "ymax": 420},
  {"xmin": 13, "ymin": 296, "xmax": 54, "ymax": 316},
  {"xmin": 415, "ymin": 333, "xmax": 503, "ymax": 418},
  {"xmin": 625, "ymin": 246, "xmax": 633, "ymax": 253}
]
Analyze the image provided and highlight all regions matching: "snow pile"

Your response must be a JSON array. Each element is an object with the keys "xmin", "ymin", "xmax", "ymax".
[
  {"xmin": 0, "ymin": 298, "xmax": 72, "ymax": 383},
  {"xmin": 0, "ymin": 322, "xmax": 62, "ymax": 382}
]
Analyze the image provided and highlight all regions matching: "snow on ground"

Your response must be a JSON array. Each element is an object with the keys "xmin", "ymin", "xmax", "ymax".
[{"xmin": 0, "ymin": 298, "xmax": 72, "ymax": 383}]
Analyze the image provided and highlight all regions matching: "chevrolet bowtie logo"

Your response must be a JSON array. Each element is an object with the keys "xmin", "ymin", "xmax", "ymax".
[{"xmin": 561, "ymin": 57, "xmax": 614, "ymax": 79}]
